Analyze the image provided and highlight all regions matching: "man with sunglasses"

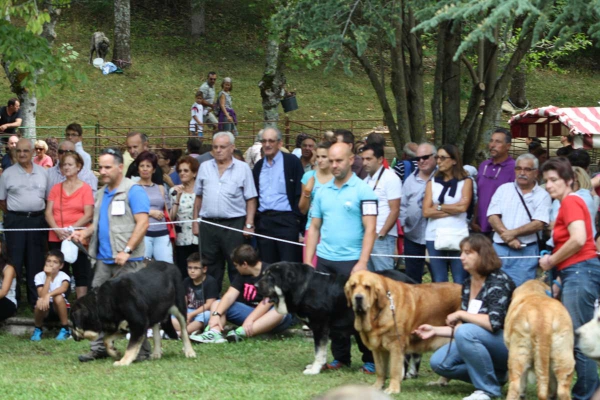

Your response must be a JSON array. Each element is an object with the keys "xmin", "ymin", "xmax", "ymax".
[
  {"xmin": 65, "ymin": 123, "xmax": 92, "ymax": 171},
  {"xmin": 46, "ymin": 141, "xmax": 98, "ymax": 196},
  {"xmin": 487, "ymin": 153, "xmax": 551, "ymax": 286},
  {"xmin": 400, "ymin": 142, "xmax": 438, "ymax": 283},
  {"xmin": 475, "ymin": 127, "xmax": 516, "ymax": 237}
]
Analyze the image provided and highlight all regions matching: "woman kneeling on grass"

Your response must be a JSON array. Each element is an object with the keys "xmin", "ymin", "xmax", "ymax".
[{"xmin": 414, "ymin": 234, "xmax": 516, "ymax": 400}]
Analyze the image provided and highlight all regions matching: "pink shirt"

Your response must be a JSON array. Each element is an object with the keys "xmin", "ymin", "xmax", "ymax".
[{"xmin": 33, "ymin": 154, "xmax": 53, "ymax": 168}]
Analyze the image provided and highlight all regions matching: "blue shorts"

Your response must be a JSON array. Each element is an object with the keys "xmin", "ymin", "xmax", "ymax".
[
  {"xmin": 172, "ymin": 308, "xmax": 210, "ymax": 325},
  {"xmin": 219, "ymin": 301, "xmax": 295, "ymax": 333}
]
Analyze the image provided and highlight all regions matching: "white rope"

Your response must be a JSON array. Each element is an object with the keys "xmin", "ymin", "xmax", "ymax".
[{"xmin": 0, "ymin": 217, "xmax": 565, "ymax": 260}]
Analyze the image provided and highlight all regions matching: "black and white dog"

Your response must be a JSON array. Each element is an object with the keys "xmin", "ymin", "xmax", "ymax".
[
  {"xmin": 70, "ymin": 262, "xmax": 196, "ymax": 366},
  {"xmin": 90, "ymin": 31, "xmax": 110, "ymax": 63},
  {"xmin": 256, "ymin": 262, "xmax": 418, "ymax": 375}
]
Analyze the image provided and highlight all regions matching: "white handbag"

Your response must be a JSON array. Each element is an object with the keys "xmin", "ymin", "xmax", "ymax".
[
  {"xmin": 434, "ymin": 227, "xmax": 469, "ymax": 251},
  {"xmin": 61, "ymin": 240, "xmax": 79, "ymax": 263}
]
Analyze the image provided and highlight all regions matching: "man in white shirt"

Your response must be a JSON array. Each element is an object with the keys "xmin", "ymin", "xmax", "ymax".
[
  {"xmin": 487, "ymin": 153, "xmax": 551, "ymax": 286},
  {"xmin": 65, "ymin": 123, "xmax": 92, "ymax": 170},
  {"xmin": 361, "ymin": 143, "xmax": 402, "ymax": 271}
]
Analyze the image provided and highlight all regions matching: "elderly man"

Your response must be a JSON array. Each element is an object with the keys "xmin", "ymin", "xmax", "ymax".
[
  {"xmin": 199, "ymin": 71, "xmax": 219, "ymax": 130},
  {"xmin": 124, "ymin": 132, "xmax": 163, "ymax": 184},
  {"xmin": 0, "ymin": 138, "xmax": 48, "ymax": 306},
  {"xmin": 299, "ymin": 136, "xmax": 316, "ymax": 172},
  {"xmin": 475, "ymin": 127, "xmax": 516, "ymax": 237},
  {"xmin": 487, "ymin": 153, "xmax": 551, "ymax": 286},
  {"xmin": 400, "ymin": 142, "xmax": 437, "ymax": 283},
  {"xmin": 0, "ymin": 98, "xmax": 22, "ymax": 135},
  {"xmin": 1, "ymin": 134, "xmax": 19, "ymax": 171},
  {"xmin": 252, "ymin": 127, "xmax": 304, "ymax": 264},
  {"xmin": 305, "ymin": 142, "xmax": 378, "ymax": 373},
  {"xmin": 65, "ymin": 123, "xmax": 92, "ymax": 170},
  {"xmin": 47, "ymin": 141, "xmax": 98, "ymax": 196},
  {"xmin": 192, "ymin": 131, "xmax": 257, "ymax": 292},
  {"xmin": 71, "ymin": 147, "xmax": 150, "ymax": 362},
  {"xmin": 361, "ymin": 143, "xmax": 401, "ymax": 272}
]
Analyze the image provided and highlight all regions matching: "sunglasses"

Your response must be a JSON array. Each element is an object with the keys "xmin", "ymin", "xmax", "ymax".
[
  {"xmin": 58, "ymin": 149, "xmax": 75, "ymax": 155},
  {"xmin": 35, "ymin": 148, "xmax": 44, "ymax": 151},
  {"xmin": 415, "ymin": 154, "xmax": 434, "ymax": 162}
]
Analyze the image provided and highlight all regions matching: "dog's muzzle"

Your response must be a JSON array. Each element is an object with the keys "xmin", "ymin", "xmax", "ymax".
[{"xmin": 353, "ymin": 294, "xmax": 366, "ymax": 314}]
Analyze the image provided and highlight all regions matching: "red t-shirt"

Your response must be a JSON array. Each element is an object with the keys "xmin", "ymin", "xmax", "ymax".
[
  {"xmin": 47, "ymin": 182, "xmax": 94, "ymax": 242},
  {"xmin": 553, "ymin": 194, "xmax": 597, "ymax": 270}
]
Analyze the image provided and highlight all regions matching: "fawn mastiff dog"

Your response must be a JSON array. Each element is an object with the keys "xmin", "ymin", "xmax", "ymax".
[
  {"xmin": 504, "ymin": 280, "xmax": 574, "ymax": 400},
  {"xmin": 345, "ymin": 270, "xmax": 461, "ymax": 394}
]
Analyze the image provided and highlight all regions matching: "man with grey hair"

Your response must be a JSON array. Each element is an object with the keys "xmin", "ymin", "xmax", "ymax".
[
  {"xmin": 192, "ymin": 131, "xmax": 258, "ymax": 291},
  {"xmin": 487, "ymin": 153, "xmax": 551, "ymax": 286},
  {"xmin": 252, "ymin": 127, "xmax": 304, "ymax": 263},
  {"xmin": 400, "ymin": 142, "xmax": 437, "ymax": 282},
  {"xmin": 0, "ymin": 138, "xmax": 48, "ymax": 307}
]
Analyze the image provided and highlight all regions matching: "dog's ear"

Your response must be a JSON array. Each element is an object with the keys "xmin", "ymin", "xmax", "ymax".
[
  {"xmin": 375, "ymin": 276, "xmax": 389, "ymax": 310},
  {"xmin": 344, "ymin": 278, "xmax": 354, "ymax": 308}
]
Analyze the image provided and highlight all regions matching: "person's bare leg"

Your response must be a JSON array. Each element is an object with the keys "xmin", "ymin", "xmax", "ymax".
[
  {"xmin": 75, "ymin": 286, "xmax": 87, "ymax": 298},
  {"xmin": 53, "ymin": 295, "xmax": 69, "ymax": 325},
  {"xmin": 246, "ymin": 309, "xmax": 285, "ymax": 336}
]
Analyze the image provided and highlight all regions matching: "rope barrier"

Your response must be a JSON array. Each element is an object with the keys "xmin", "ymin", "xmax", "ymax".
[{"xmin": 0, "ymin": 217, "xmax": 553, "ymax": 260}]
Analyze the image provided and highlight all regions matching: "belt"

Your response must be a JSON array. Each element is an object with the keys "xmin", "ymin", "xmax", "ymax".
[
  {"xmin": 8, "ymin": 210, "xmax": 45, "ymax": 218},
  {"xmin": 203, "ymin": 216, "xmax": 244, "ymax": 223},
  {"xmin": 259, "ymin": 210, "xmax": 292, "ymax": 216},
  {"xmin": 495, "ymin": 242, "xmax": 537, "ymax": 247}
]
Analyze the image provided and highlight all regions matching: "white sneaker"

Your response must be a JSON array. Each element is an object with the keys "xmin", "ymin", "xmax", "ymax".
[{"xmin": 463, "ymin": 390, "xmax": 492, "ymax": 400}]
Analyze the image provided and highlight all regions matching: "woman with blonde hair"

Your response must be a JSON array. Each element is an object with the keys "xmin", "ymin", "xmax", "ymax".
[
  {"xmin": 217, "ymin": 77, "xmax": 238, "ymax": 135},
  {"xmin": 33, "ymin": 140, "xmax": 53, "ymax": 168}
]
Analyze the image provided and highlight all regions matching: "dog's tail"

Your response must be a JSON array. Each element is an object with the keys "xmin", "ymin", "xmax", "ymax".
[{"xmin": 531, "ymin": 315, "xmax": 553, "ymax": 400}]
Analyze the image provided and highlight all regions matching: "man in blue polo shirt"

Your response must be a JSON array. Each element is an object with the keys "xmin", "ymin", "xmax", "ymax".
[
  {"xmin": 71, "ymin": 147, "xmax": 150, "ymax": 363},
  {"xmin": 304, "ymin": 142, "xmax": 378, "ymax": 374}
]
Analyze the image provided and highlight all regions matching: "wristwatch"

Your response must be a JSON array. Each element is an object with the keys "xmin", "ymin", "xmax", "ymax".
[
  {"xmin": 212, "ymin": 311, "xmax": 222, "ymax": 317},
  {"xmin": 436, "ymin": 204, "xmax": 443, "ymax": 211},
  {"xmin": 245, "ymin": 224, "xmax": 254, "ymax": 229},
  {"xmin": 123, "ymin": 246, "xmax": 132, "ymax": 254},
  {"xmin": 377, "ymin": 235, "xmax": 385, "ymax": 241}
]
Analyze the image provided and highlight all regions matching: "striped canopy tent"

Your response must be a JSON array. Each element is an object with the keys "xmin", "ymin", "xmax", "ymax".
[{"xmin": 509, "ymin": 106, "xmax": 600, "ymax": 149}]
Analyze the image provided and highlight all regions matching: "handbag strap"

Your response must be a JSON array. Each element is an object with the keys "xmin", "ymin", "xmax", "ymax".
[
  {"xmin": 60, "ymin": 182, "xmax": 64, "ymax": 229},
  {"xmin": 513, "ymin": 184, "xmax": 543, "ymax": 247}
]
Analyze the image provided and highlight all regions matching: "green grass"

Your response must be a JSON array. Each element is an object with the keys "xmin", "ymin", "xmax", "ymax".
[{"xmin": 0, "ymin": 330, "xmax": 546, "ymax": 399}]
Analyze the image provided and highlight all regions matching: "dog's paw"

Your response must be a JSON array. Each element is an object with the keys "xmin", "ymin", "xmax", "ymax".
[
  {"xmin": 303, "ymin": 365, "xmax": 322, "ymax": 375},
  {"xmin": 384, "ymin": 386, "xmax": 400, "ymax": 395},
  {"xmin": 371, "ymin": 382, "xmax": 384, "ymax": 390},
  {"xmin": 404, "ymin": 372, "xmax": 418, "ymax": 379},
  {"xmin": 113, "ymin": 359, "xmax": 131, "ymax": 367},
  {"xmin": 150, "ymin": 352, "xmax": 162, "ymax": 360},
  {"xmin": 426, "ymin": 377, "xmax": 449, "ymax": 387},
  {"xmin": 184, "ymin": 348, "xmax": 196, "ymax": 358}
]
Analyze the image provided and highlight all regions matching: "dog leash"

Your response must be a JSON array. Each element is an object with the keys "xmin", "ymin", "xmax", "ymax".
[
  {"xmin": 71, "ymin": 240, "xmax": 115, "ymax": 262},
  {"xmin": 540, "ymin": 249, "xmax": 562, "ymax": 297},
  {"xmin": 386, "ymin": 291, "xmax": 403, "ymax": 343}
]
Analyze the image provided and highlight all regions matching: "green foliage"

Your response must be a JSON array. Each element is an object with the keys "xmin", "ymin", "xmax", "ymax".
[
  {"xmin": 519, "ymin": 33, "xmax": 592, "ymax": 73},
  {"xmin": 0, "ymin": 0, "xmax": 85, "ymax": 96}
]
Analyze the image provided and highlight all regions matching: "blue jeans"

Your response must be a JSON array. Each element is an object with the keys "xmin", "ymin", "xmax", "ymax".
[
  {"xmin": 404, "ymin": 238, "xmax": 427, "ymax": 283},
  {"xmin": 218, "ymin": 301, "xmax": 295, "ymax": 334},
  {"xmin": 171, "ymin": 308, "xmax": 210, "ymax": 324},
  {"xmin": 426, "ymin": 241, "xmax": 466, "ymax": 284},
  {"xmin": 430, "ymin": 323, "xmax": 508, "ymax": 398},
  {"xmin": 144, "ymin": 235, "xmax": 173, "ymax": 263},
  {"xmin": 368, "ymin": 234, "xmax": 396, "ymax": 272},
  {"xmin": 559, "ymin": 258, "xmax": 600, "ymax": 400},
  {"xmin": 493, "ymin": 243, "xmax": 538, "ymax": 287}
]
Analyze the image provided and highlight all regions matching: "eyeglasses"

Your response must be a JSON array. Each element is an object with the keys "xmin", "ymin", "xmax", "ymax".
[
  {"xmin": 515, "ymin": 167, "xmax": 536, "ymax": 173},
  {"xmin": 415, "ymin": 154, "xmax": 434, "ymax": 162},
  {"xmin": 434, "ymin": 155, "xmax": 452, "ymax": 162},
  {"xmin": 260, "ymin": 139, "xmax": 279, "ymax": 144},
  {"xmin": 58, "ymin": 149, "xmax": 75, "ymax": 155}
]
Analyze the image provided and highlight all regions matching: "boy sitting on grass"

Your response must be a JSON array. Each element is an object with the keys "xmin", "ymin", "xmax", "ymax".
[
  {"xmin": 31, "ymin": 250, "xmax": 71, "ymax": 341},
  {"xmin": 191, "ymin": 244, "xmax": 294, "ymax": 343},
  {"xmin": 171, "ymin": 252, "xmax": 219, "ymax": 336}
]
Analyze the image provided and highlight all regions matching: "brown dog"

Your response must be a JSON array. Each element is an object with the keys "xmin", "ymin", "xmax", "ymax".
[
  {"xmin": 504, "ymin": 280, "xmax": 574, "ymax": 400},
  {"xmin": 345, "ymin": 270, "xmax": 461, "ymax": 394}
]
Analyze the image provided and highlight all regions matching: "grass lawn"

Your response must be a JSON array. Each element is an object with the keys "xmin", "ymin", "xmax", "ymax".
[{"xmin": 0, "ymin": 330, "xmax": 544, "ymax": 399}]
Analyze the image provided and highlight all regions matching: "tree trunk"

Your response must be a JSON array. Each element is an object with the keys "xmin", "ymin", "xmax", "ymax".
[
  {"xmin": 388, "ymin": 17, "xmax": 412, "ymax": 153},
  {"xmin": 191, "ymin": 0, "xmax": 205, "ymax": 38},
  {"xmin": 404, "ymin": 7, "xmax": 426, "ymax": 144},
  {"xmin": 431, "ymin": 23, "xmax": 446, "ymax": 147},
  {"xmin": 259, "ymin": 39, "xmax": 287, "ymax": 128},
  {"xmin": 509, "ymin": 69, "xmax": 527, "ymax": 108},
  {"xmin": 113, "ymin": 0, "xmax": 131, "ymax": 68},
  {"xmin": 441, "ymin": 20, "xmax": 461, "ymax": 145}
]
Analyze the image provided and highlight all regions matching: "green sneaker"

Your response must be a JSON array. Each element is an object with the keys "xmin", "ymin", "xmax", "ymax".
[
  {"xmin": 226, "ymin": 327, "xmax": 246, "ymax": 343},
  {"xmin": 190, "ymin": 329, "xmax": 227, "ymax": 344}
]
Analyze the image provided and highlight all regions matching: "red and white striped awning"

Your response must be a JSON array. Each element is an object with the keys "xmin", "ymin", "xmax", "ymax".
[{"xmin": 509, "ymin": 106, "xmax": 600, "ymax": 148}]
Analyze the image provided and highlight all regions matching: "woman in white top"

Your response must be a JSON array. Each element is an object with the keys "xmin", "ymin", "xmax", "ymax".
[
  {"xmin": 0, "ymin": 237, "xmax": 17, "ymax": 321},
  {"xmin": 423, "ymin": 144, "xmax": 473, "ymax": 284}
]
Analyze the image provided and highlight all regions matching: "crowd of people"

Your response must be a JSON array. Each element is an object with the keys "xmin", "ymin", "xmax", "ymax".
[{"xmin": 0, "ymin": 113, "xmax": 599, "ymax": 399}]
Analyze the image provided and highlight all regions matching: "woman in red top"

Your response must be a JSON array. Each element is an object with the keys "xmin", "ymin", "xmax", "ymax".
[
  {"xmin": 539, "ymin": 157, "xmax": 600, "ymax": 400},
  {"xmin": 45, "ymin": 152, "xmax": 94, "ymax": 298}
]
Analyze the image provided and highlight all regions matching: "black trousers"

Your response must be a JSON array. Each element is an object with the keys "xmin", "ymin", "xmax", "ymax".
[
  {"xmin": 48, "ymin": 242, "xmax": 92, "ymax": 287},
  {"xmin": 0, "ymin": 297, "xmax": 16, "ymax": 322},
  {"xmin": 4, "ymin": 212, "xmax": 47, "ymax": 307},
  {"xmin": 256, "ymin": 211, "xmax": 302, "ymax": 264},
  {"xmin": 175, "ymin": 244, "xmax": 199, "ymax": 281},
  {"xmin": 316, "ymin": 257, "xmax": 374, "ymax": 365},
  {"xmin": 200, "ymin": 216, "xmax": 247, "ymax": 293}
]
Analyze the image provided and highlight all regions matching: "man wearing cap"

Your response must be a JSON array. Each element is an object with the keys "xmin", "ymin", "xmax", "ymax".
[{"xmin": 0, "ymin": 138, "xmax": 48, "ymax": 307}]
